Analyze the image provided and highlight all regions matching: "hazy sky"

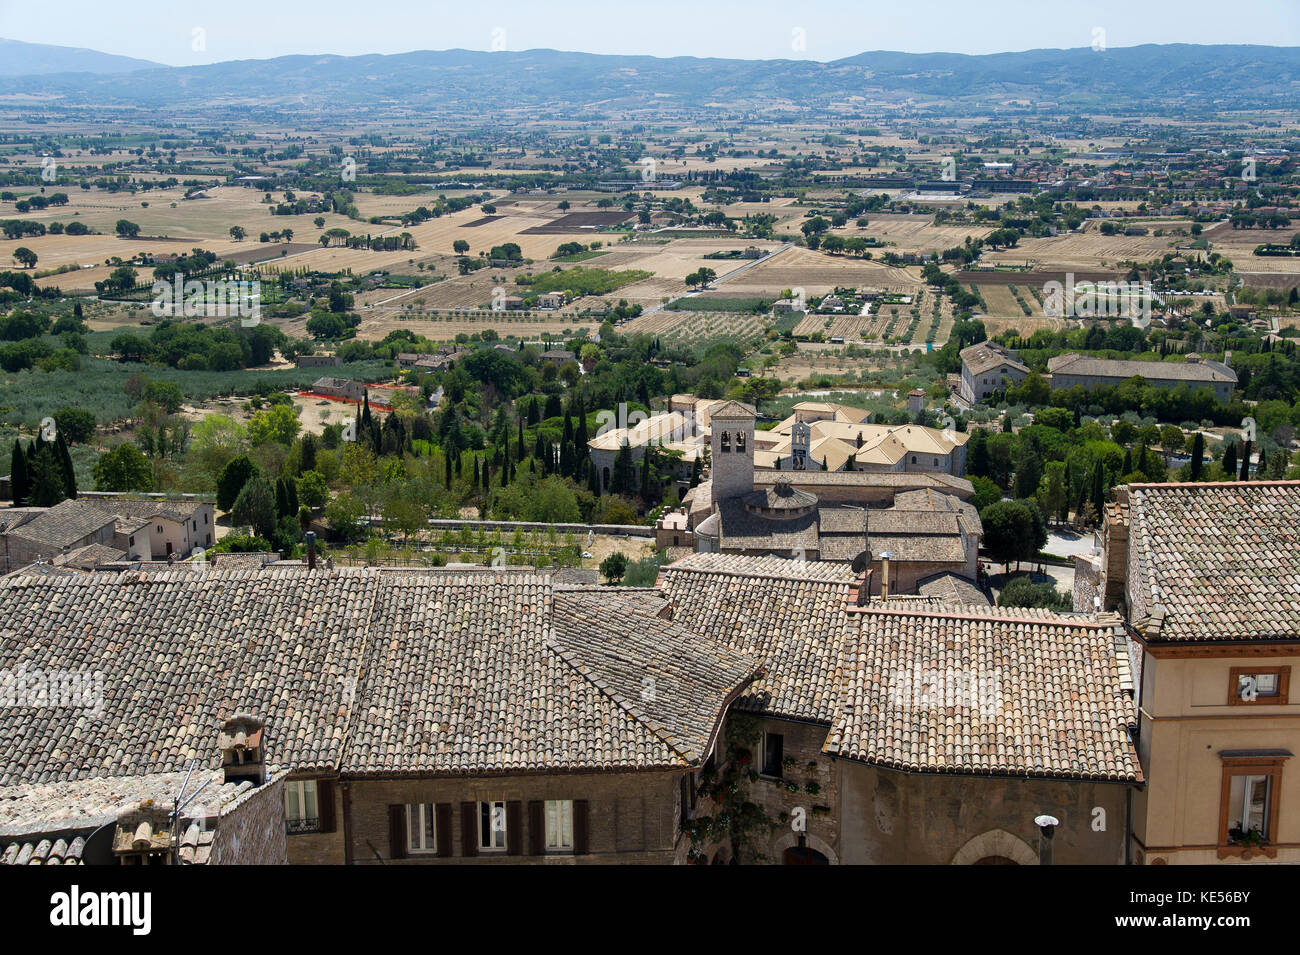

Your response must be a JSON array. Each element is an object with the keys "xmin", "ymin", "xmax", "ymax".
[{"xmin": 1, "ymin": 0, "xmax": 1296, "ymax": 65}]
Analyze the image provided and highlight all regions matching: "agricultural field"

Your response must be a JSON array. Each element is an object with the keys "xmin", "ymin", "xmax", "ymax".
[
  {"xmin": 619, "ymin": 309, "xmax": 772, "ymax": 350},
  {"xmin": 724, "ymin": 245, "xmax": 924, "ymax": 297}
]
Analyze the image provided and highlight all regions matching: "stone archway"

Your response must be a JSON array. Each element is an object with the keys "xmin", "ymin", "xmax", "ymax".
[
  {"xmin": 771, "ymin": 831, "xmax": 839, "ymax": 866},
  {"xmin": 950, "ymin": 829, "xmax": 1038, "ymax": 866}
]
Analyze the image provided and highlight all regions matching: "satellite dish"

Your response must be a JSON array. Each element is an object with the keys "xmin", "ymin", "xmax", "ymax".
[
  {"xmin": 850, "ymin": 551, "xmax": 871, "ymax": 575},
  {"xmin": 80, "ymin": 821, "xmax": 117, "ymax": 865}
]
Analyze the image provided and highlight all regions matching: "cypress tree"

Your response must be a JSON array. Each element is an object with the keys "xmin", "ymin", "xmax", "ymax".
[
  {"xmin": 10, "ymin": 440, "xmax": 28, "ymax": 506},
  {"xmin": 640, "ymin": 445, "xmax": 652, "ymax": 501},
  {"xmin": 1239, "ymin": 441, "xmax": 1252, "ymax": 481},
  {"xmin": 1190, "ymin": 432, "xmax": 1205, "ymax": 481},
  {"xmin": 1091, "ymin": 461, "xmax": 1105, "ymax": 521},
  {"xmin": 561, "ymin": 413, "xmax": 574, "ymax": 477},
  {"xmin": 1223, "ymin": 442, "xmax": 1237, "ymax": 477},
  {"xmin": 28, "ymin": 444, "xmax": 67, "ymax": 508},
  {"xmin": 55, "ymin": 433, "xmax": 76, "ymax": 500},
  {"xmin": 300, "ymin": 433, "xmax": 317, "ymax": 473}
]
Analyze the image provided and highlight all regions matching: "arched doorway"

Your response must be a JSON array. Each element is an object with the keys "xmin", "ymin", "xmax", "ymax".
[
  {"xmin": 771, "ymin": 831, "xmax": 838, "ymax": 865},
  {"xmin": 783, "ymin": 845, "xmax": 830, "ymax": 865},
  {"xmin": 950, "ymin": 829, "xmax": 1038, "ymax": 866}
]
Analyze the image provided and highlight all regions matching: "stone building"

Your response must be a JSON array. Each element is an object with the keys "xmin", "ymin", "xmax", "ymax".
[
  {"xmin": 958, "ymin": 341, "xmax": 1030, "ymax": 405},
  {"xmin": 0, "ymin": 566, "xmax": 758, "ymax": 866},
  {"xmin": 754, "ymin": 401, "xmax": 968, "ymax": 477},
  {"xmin": 1047, "ymin": 353, "xmax": 1237, "ymax": 402},
  {"xmin": 0, "ymin": 500, "xmax": 118, "ymax": 574},
  {"xmin": 688, "ymin": 403, "xmax": 981, "ymax": 589},
  {"xmin": 658, "ymin": 553, "xmax": 1141, "ymax": 864}
]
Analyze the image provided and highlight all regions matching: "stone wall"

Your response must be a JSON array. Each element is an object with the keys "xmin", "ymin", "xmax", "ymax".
[
  {"xmin": 838, "ymin": 762, "xmax": 1129, "ymax": 864},
  {"xmin": 733, "ymin": 716, "xmax": 841, "ymax": 864},
  {"xmin": 211, "ymin": 777, "xmax": 289, "ymax": 865},
  {"xmin": 1073, "ymin": 553, "xmax": 1102, "ymax": 613}
]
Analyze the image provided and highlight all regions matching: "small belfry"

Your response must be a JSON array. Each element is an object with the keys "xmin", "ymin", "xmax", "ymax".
[{"xmin": 708, "ymin": 401, "xmax": 756, "ymax": 502}]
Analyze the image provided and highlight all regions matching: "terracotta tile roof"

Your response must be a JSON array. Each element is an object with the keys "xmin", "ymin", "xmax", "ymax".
[
  {"xmin": 549, "ymin": 591, "xmax": 760, "ymax": 765},
  {"xmin": 1, "ymin": 566, "xmax": 759, "ymax": 785},
  {"xmin": 826, "ymin": 607, "xmax": 1141, "ymax": 781},
  {"xmin": 2, "ymin": 500, "xmax": 115, "ymax": 550},
  {"xmin": 1121, "ymin": 481, "xmax": 1300, "ymax": 642},
  {"xmin": 1048, "ymin": 353, "xmax": 1236, "ymax": 385},
  {"xmin": 659, "ymin": 554, "xmax": 857, "ymax": 722},
  {"xmin": 916, "ymin": 572, "xmax": 990, "ymax": 606},
  {"xmin": 0, "ymin": 567, "xmax": 378, "ymax": 785},
  {"xmin": 752, "ymin": 470, "xmax": 973, "ymax": 496},
  {"xmin": 707, "ymin": 400, "xmax": 756, "ymax": 419},
  {"xmin": 961, "ymin": 341, "xmax": 1029, "ymax": 377},
  {"xmin": 345, "ymin": 574, "xmax": 756, "ymax": 775}
]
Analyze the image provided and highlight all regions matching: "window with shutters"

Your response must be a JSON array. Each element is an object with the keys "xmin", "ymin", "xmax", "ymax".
[
  {"xmin": 406, "ymin": 803, "xmax": 437, "ymax": 854},
  {"xmin": 285, "ymin": 780, "xmax": 319, "ymax": 833},
  {"xmin": 479, "ymin": 800, "xmax": 507, "ymax": 851},
  {"xmin": 545, "ymin": 800, "xmax": 574, "ymax": 851}
]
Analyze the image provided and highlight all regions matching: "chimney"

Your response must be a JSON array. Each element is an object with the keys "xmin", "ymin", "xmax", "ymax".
[
  {"xmin": 879, "ymin": 552, "xmax": 893, "ymax": 601},
  {"xmin": 1034, "ymin": 814, "xmax": 1059, "ymax": 865},
  {"xmin": 219, "ymin": 714, "xmax": 266, "ymax": 786},
  {"xmin": 304, "ymin": 530, "xmax": 317, "ymax": 570},
  {"xmin": 855, "ymin": 568, "xmax": 872, "ymax": 607}
]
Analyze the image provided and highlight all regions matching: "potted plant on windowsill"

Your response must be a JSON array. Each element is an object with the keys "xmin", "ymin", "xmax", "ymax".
[{"xmin": 1224, "ymin": 826, "xmax": 1272, "ymax": 860}]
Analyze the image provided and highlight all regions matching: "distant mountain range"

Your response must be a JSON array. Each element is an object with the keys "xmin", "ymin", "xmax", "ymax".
[
  {"xmin": 0, "ymin": 38, "xmax": 161, "ymax": 76},
  {"xmin": 0, "ymin": 39, "xmax": 1296, "ymax": 113}
]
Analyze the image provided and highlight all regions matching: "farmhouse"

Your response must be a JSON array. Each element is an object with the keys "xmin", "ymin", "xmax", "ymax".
[
  {"xmin": 0, "ymin": 497, "xmax": 216, "ymax": 569},
  {"xmin": 0, "ymin": 501, "xmax": 119, "ymax": 574},
  {"xmin": 1047, "ymin": 353, "xmax": 1237, "ymax": 401},
  {"xmin": 295, "ymin": 354, "xmax": 342, "ymax": 368},
  {"xmin": 312, "ymin": 377, "xmax": 368, "ymax": 402},
  {"xmin": 958, "ymin": 341, "xmax": 1030, "ymax": 404}
]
